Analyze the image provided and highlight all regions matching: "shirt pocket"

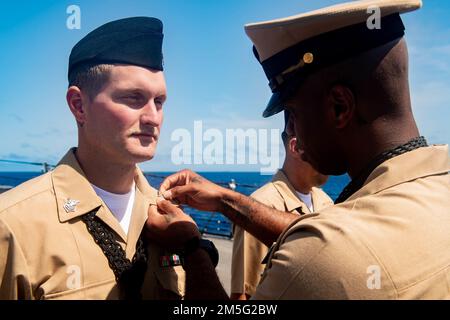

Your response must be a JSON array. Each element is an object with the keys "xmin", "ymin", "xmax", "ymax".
[
  {"xmin": 139, "ymin": 264, "xmax": 185, "ymax": 300},
  {"xmin": 155, "ymin": 265, "xmax": 185, "ymax": 298},
  {"xmin": 40, "ymin": 278, "xmax": 117, "ymax": 300}
]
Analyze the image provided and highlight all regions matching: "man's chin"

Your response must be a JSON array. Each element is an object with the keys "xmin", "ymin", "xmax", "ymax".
[
  {"xmin": 135, "ymin": 155, "xmax": 154, "ymax": 163},
  {"xmin": 126, "ymin": 147, "xmax": 156, "ymax": 163},
  {"xmin": 133, "ymin": 152, "xmax": 155, "ymax": 163}
]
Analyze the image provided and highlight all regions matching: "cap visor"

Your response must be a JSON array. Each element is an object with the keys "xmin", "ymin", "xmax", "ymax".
[{"xmin": 262, "ymin": 91, "xmax": 285, "ymax": 118}]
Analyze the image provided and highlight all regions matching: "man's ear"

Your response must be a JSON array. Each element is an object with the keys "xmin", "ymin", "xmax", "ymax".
[
  {"xmin": 288, "ymin": 136, "xmax": 301, "ymax": 159},
  {"xmin": 327, "ymin": 84, "xmax": 355, "ymax": 129},
  {"xmin": 66, "ymin": 86, "xmax": 86, "ymax": 126}
]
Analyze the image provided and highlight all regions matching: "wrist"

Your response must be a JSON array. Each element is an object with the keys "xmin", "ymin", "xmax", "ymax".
[
  {"xmin": 182, "ymin": 236, "xmax": 219, "ymax": 269},
  {"xmin": 217, "ymin": 187, "xmax": 236, "ymax": 213}
]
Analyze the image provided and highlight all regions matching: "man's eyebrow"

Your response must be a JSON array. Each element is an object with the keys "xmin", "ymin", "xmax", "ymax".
[
  {"xmin": 115, "ymin": 87, "xmax": 166, "ymax": 98},
  {"xmin": 115, "ymin": 86, "xmax": 145, "ymax": 93},
  {"xmin": 156, "ymin": 93, "xmax": 167, "ymax": 101}
]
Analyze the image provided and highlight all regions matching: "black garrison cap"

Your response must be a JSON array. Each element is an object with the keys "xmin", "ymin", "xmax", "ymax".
[{"xmin": 68, "ymin": 17, "xmax": 164, "ymax": 80}]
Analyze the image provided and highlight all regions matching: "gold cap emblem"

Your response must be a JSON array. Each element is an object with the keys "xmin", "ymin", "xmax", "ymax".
[{"xmin": 303, "ymin": 52, "xmax": 314, "ymax": 64}]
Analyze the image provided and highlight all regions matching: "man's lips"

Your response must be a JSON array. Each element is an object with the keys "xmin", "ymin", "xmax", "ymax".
[{"xmin": 131, "ymin": 133, "xmax": 157, "ymax": 139}]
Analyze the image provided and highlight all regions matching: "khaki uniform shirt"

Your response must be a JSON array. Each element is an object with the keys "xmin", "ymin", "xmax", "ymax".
[
  {"xmin": 0, "ymin": 149, "xmax": 185, "ymax": 300},
  {"xmin": 231, "ymin": 170, "xmax": 333, "ymax": 296},
  {"xmin": 253, "ymin": 145, "xmax": 450, "ymax": 299}
]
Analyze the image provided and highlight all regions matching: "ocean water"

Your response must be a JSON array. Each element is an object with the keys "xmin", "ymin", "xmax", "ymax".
[{"xmin": 0, "ymin": 171, "xmax": 349, "ymax": 238}]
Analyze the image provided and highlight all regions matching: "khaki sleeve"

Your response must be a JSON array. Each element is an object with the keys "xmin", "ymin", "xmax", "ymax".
[
  {"xmin": 252, "ymin": 226, "xmax": 396, "ymax": 300},
  {"xmin": 0, "ymin": 218, "xmax": 32, "ymax": 300},
  {"xmin": 251, "ymin": 229, "xmax": 329, "ymax": 300},
  {"xmin": 231, "ymin": 184, "xmax": 282, "ymax": 296},
  {"xmin": 231, "ymin": 224, "xmax": 268, "ymax": 296}
]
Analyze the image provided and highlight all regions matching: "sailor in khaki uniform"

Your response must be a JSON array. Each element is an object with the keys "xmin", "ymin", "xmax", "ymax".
[
  {"xmin": 0, "ymin": 17, "xmax": 184, "ymax": 299},
  {"xmin": 244, "ymin": 0, "xmax": 449, "ymax": 299},
  {"xmin": 0, "ymin": 149, "xmax": 184, "ymax": 299},
  {"xmin": 253, "ymin": 145, "xmax": 450, "ymax": 299},
  {"xmin": 144, "ymin": 0, "xmax": 450, "ymax": 300},
  {"xmin": 231, "ymin": 127, "xmax": 332, "ymax": 299}
]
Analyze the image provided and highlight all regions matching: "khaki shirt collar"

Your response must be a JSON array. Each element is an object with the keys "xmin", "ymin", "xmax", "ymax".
[
  {"xmin": 311, "ymin": 186, "xmax": 334, "ymax": 211},
  {"xmin": 51, "ymin": 148, "xmax": 158, "ymax": 249},
  {"xmin": 271, "ymin": 169, "xmax": 309, "ymax": 214},
  {"xmin": 348, "ymin": 145, "xmax": 450, "ymax": 201},
  {"xmin": 125, "ymin": 168, "xmax": 157, "ymax": 258},
  {"xmin": 52, "ymin": 148, "xmax": 103, "ymax": 223}
]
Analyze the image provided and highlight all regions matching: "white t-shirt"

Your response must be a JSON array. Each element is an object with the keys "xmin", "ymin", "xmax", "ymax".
[
  {"xmin": 296, "ymin": 191, "xmax": 314, "ymax": 213},
  {"xmin": 91, "ymin": 183, "xmax": 136, "ymax": 235}
]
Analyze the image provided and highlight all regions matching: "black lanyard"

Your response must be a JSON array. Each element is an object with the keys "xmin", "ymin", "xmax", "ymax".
[
  {"xmin": 82, "ymin": 207, "xmax": 148, "ymax": 300},
  {"xmin": 335, "ymin": 136, "xmax": 428, "ymax": 204}
]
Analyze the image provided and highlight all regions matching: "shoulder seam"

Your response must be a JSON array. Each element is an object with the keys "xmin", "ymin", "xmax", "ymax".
[{"xmin": 0, "ymin": 188, "xmax": 53, "ymax": 216}]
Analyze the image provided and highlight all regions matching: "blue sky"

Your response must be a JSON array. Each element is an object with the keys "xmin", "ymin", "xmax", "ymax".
[{"xmin": 0, "ymin": 0, "xmax": 449, "ymax": 172}]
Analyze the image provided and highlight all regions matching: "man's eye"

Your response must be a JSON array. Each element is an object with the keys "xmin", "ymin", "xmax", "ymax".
[
  {"xmin": 155, "ymin": 98, "xmax": 164, "ymax": 107},
  {"xmin": 124, "ymin": 95, "xmax": 140, "ymax": 101}
]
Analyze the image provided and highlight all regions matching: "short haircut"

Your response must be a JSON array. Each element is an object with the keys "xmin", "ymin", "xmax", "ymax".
[{"xmin": 68, "ymin": 63, "xmax": 114, "ymax": 99}]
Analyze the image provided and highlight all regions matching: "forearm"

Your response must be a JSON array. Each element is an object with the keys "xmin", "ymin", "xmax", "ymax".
[
  {"xmin": 219, "ymin": 189, "xmax": 299, "ymax": 247},
  {"xmin": 184, "ymin": 248, "xmax": 229, "ymax": 300}
]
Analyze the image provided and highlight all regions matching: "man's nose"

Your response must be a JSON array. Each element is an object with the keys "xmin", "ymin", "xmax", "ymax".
[{"xmin": 140, "ymin": 100, "xmax": 163, "ymax": 126}]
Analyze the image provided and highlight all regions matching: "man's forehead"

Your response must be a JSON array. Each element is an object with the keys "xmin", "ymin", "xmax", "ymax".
[
  {"xmin": 108, "ymin": 65, "xmax": 166, "ymax": 89},
  {"xmin": 109, "ymin": 64, "xmax": 164, "ymax": 76}
]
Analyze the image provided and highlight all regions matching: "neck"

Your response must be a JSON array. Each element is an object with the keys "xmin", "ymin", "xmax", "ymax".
[
  {"xmin": 282, "ymin": 161, "xmax": 312, "ymax": 194},
  {"xmin": 346, "ymin": 119, "xmax": 420, "ymax": 179},
  {"xmin": 75, "ymin": 145, "xmax": 136, "ymax": 194}
]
